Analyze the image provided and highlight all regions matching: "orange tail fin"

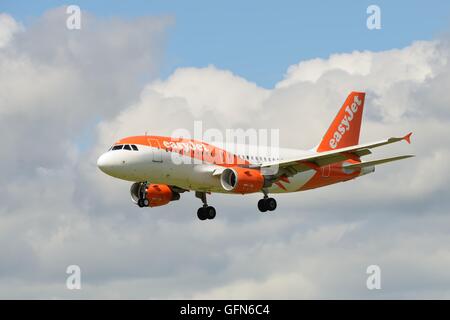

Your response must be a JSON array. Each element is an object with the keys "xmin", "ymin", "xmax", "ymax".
[{"xmin": 316, "ymin": 91, "xmax": 365, "ymax": 152}]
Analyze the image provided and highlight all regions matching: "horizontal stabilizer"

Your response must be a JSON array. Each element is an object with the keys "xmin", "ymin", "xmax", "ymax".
[{"xmin": 344, "ymin": 155, "xmax": 414, "ymax": 169}]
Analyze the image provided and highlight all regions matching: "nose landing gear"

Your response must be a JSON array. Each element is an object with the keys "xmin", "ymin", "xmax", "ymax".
[
  {"xmin": 195, "ymin": 191, "xmax": 216, "ymax": 220},
  {"xmin": 138, "ymin": 198, "xmax": 149, "ymax": 207},
  {"xmin": 137, "ymin": 182, "xmax": 149, "ymax": 207}
]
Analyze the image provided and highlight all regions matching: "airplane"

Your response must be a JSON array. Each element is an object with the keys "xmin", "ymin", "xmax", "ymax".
[{"xmin": 97, "ymin": 92, "xmax": 413, "ymax": 221}]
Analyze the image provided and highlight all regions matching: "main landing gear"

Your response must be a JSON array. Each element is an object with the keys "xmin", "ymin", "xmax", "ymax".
[
  {"xmin": 195, "ymin": 191, "xmax": 216, "ymax": 221},
  {"xmin": 258, "ymin": 190, "xmax": 277, "ymax": 213}
]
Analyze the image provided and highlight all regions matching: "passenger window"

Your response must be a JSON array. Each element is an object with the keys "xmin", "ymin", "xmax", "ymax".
[
  {"xmin": 131, "ymin": 145, "xmax": 138, "ymax": 151},
  {"xmin": 112, "ymin": 145, "xmax": 123, "ymax": 150},
  {"xmin": 124, "ymin": 145, "xmax": 131, "ymax": 150}
]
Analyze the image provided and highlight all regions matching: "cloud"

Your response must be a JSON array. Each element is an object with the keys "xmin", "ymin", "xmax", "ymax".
[
  {"xmin": 0, "ymin": 13, "xmax": 22, "ymax": 48},
  {"xmin": 1, "ymin": 8, "xmax": 450, "ymax": 299},
  {"xmin": 277, "ymin": 41, "xmax": 445, "ymax": 90},
  {"xmin": 0, "ymin": 8, "xmax": 172, "ymax": 180}
]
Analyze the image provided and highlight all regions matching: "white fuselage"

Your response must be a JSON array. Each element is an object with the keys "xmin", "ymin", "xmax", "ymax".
[{"xmin": 97, "ymin": 140, "xmax": 366, "ymax": 194}]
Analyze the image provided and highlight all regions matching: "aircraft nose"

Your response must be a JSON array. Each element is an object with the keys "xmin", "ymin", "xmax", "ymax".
[
  {"xmin": 97, "ymin": 151, "xmax": 127, "ymax": 177},
  {"xmin": 97, "ymin": 153, "xmax": 108, "ymax": 172},
  {"xmin": 97, "ymin": 152, "xmax": 115, "ymax": 174}
]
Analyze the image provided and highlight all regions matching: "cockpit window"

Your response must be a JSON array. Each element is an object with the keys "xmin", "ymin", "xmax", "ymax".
[{"xmin": 110, "ymin": 144, "xmax": 138, "ymax": 151}]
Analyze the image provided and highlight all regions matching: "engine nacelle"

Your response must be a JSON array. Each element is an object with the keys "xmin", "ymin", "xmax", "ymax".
[
  {"xmin": 130, "ymin": 182, "xmax": 180, "ymax": 207},
  {"xmin": 220, "ymin": 167, "xmax": 265, "ymax": 194}
]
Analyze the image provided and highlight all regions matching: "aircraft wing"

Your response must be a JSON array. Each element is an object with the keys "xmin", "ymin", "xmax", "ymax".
[{"xmin": 260, "ymin": 132, "xmax": 413, "ymax": 177}]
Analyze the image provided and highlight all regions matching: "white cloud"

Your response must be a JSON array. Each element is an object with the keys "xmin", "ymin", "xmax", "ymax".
[
  {"xmin": 0, "ymin": 8, "xmax": 172, "ymax": 179},
  {"xmin": 192, "ymin": 272, "xmax": 317, "ymax": 299},
  {"xmin": 277, "ymin": 41, "xmax": 445, "ymax": 89},
  {"xmin": 0, "ymin": 13, "xmax": 22, "ymax": 48}
]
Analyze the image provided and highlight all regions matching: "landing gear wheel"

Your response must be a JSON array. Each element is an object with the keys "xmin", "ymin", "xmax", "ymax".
[
  {"xmin": 143, "ymin": 199, "xmax": 149, "ymax": 207},
  {"xmin": 258, "ymin": 199, "xmax": 268, "ymax": 212},
  {"xmin": 197, "ymin": 207, "xmax": 208, "ymax": 221},
  {"xmin": 138, "ymin": 199, "xmax": 144, "ymax": 208},
  {"xmin": 195, "ymin": 192, "xmax": 217, "ymax": 221},
  {"xmin": 266, "ymin": 198, "xmax": 277, "ymax": 211},
  {"xmin": 205, "ymin": 206, "xmax": 216, "ymax": 219},
  {"xmin": 258, "ymin": 198, "xmax": 277, "ymax": 212}
]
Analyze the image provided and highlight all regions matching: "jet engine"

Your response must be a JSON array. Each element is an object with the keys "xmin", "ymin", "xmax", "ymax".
[
  {"xmin": 130, "ymin": 182, "xmax": 180, "ymax": 207},
  {"xmin": 220, "ymin": 167, "xmax": 265, "ymax": 194}
]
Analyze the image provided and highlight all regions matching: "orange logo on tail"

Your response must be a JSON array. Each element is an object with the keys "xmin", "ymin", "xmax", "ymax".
[
  {"xmin": 329, "ymin": 94, "xmax": 363, "ymax": 149},
  {"xmin": 317, "ymin": 92, "xmax": 365, "ymax": 152}
]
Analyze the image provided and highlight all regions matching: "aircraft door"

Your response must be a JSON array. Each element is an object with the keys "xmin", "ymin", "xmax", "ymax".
[{"xmin": 147, "ymin": 138, "xmax": 163, "ymax": 162}]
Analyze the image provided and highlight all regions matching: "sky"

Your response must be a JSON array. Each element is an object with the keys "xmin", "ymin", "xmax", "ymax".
[
  {"xmin": 3, "ymin": 0, "xmax": 450, "ymax": 87},
  {"xmin": 0, "ymin": 1, "xmax": 450, "ymax": 299}
]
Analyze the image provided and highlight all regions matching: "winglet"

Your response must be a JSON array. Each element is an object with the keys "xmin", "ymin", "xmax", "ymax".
[{"xmin": 403, "ymin": 132, "xmax": 412, "ymax": 144}]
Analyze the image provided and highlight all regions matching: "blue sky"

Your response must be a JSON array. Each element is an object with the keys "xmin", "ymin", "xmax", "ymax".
[{"xmin": 3, "ymin": 0, "xmax": 450, "ymax": 88}]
